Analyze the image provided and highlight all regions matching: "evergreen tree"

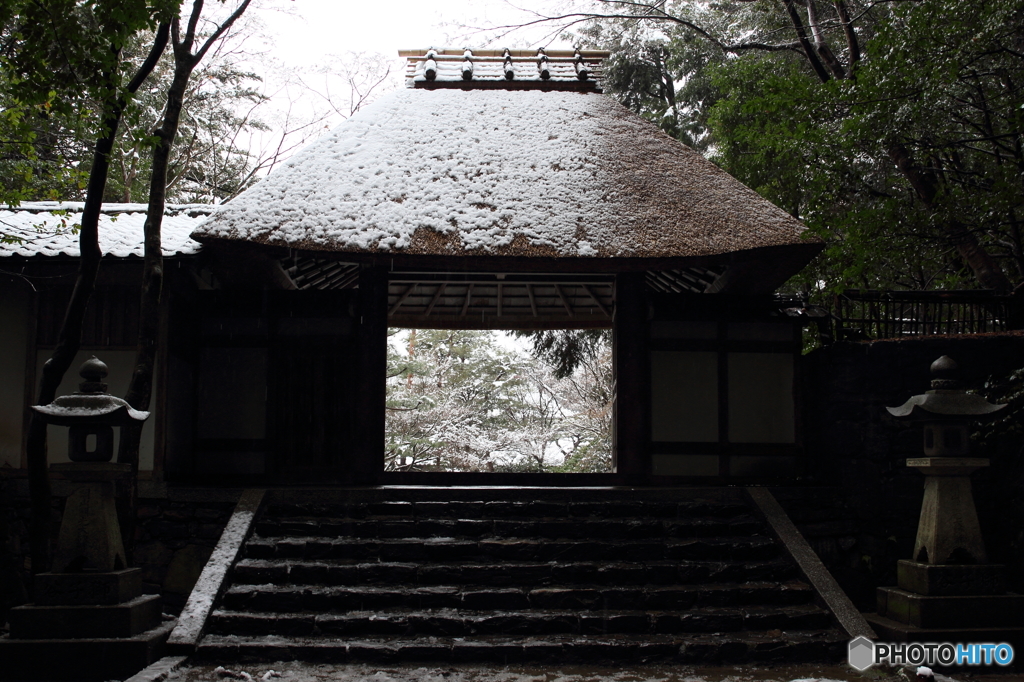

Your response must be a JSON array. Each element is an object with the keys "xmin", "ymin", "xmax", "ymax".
[{"xmin": 385, "ymin": 329, "xmax": 612, "ymax": 473}]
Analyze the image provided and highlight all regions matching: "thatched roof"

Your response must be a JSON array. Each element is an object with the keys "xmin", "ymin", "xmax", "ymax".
[{"xmin": 193, "ymin": 75, "xmax": 819, "ymax": 274}]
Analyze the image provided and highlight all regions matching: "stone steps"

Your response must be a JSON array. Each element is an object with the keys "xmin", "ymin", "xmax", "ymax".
[
  {"xmin": 243, "ymin": 536, "xmax": 780, "ymax": 562},
  {"xmin": 196, "ymin": 630, "xmax": 846, "ymax": 664},
  {"xmin": 221, "ymin": 581, "xmax": 816, "ymax": 612},
  {"xmin": 254, "ymin": 516, "xmax": 763, "ymax": 540},
  {"xmin": 208, "ymin": 604, "xmax": 832, "ymax": 637},
  {"xmin": 231, "ymin": 558, "xmax": 799, "ymax": 586},
  {"xmin": 263, "ymin": 499, "xmax": 753, "ymax": 520},
  {"xmin": 199, "ymin": 488, "xmax": 844, "ymax": 664}
]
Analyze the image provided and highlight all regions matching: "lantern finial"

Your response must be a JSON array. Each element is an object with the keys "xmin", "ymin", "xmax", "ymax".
[
  {"xmin": 930, "ymin": 355, "xmax": 960, "ymax": 389},
  {"xmin": 79, "ymin": 355, "xmax": 109, "ymax": 393}
]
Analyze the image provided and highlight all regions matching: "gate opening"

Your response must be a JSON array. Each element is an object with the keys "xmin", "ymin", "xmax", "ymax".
[{"xmin": 385, "ymin": 328, "xmax": 612, "ymax": 473}]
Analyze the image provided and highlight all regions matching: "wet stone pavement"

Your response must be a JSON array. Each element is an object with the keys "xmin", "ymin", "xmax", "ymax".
[{"xmin": 163, "ymin": 662, "xmax": 1019, "ymax": 682}]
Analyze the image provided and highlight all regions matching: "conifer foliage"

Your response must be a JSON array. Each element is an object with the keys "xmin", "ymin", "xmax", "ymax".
[
  {"xmin": 385, "ymin": 329, "xmax": 612, "ymax": 473},
  {"xmin": 574, "ymin": 0, "xmax": 1024, "ymax": 295}
]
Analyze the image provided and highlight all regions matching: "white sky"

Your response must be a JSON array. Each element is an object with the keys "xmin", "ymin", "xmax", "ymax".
[
  {"xmin": 219, "ymin": 0, "xmax": 589, "ymax": 178},
  {"xmin": 262, "ymin": 0, "xmax": 576, "ymax": 65}
]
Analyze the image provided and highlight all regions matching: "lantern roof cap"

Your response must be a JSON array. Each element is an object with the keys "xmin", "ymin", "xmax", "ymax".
[
  {"xmin": 886, "ymin": 392, "xmax": 1006, "ymax": 420},
  {"xmin": 887, "ymin": 355, "xmax": 1005, "ymax": 421},
  {"xmin": 31, "ymin": 356, "xmax": 149, "ymax": 426}
]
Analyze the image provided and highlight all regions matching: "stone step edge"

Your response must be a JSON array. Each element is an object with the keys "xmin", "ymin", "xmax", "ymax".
[
  {"xmin": 225, "ymin": 580, "xmax": 813, "ymax": 595},
  {"xmin": 212, "ymin": 602, "xmax": 831, "ymax": 614},
  {"xmin": 265, "ymin": 500, "xmax": 751, "ymax": 511},
  {"xmin": 209, "ymin": 604, "xmax": 831, "ymax": 620},
  {"xmin": 229, "ymin": 558, "xmax": 797, "ymax": 585},
  {"xmin": 234, "ymin": 558, "xmax": 793, "ymax": 569},
  {"xmin": 194, "ymin": 631, "xmax": 848, "ymax": 663},
  {"xmin": 245, "ymin": 536, "xmax": 774, "ymax": 546},
  {"xmin": 253, "ymin": 512, "xmax": 761, "ymax": 522}
]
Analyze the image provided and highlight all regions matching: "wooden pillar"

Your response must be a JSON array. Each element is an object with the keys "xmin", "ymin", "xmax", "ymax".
[
  {"xmin": 352, "ymin": 263, "xmax": 388, "ymax": 484},
  {"xmin": 613, "ymin": 271, "xmax": 649, "ymax": 478}
]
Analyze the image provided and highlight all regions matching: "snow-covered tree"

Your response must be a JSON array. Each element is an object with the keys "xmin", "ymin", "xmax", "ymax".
[{"xmin": 385, "ymin": 329, "xmax": 612, "ymax": 473}]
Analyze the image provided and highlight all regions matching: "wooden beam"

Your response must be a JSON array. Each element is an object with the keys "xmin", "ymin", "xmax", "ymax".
[
  {"xmin": 461, "ymin": 283, "xmax": 474, "ymax": 316},
  {"xmin": 424, "ymin": 283, "xmax": 445, "ymax": 316},
  {"xmin": 386, "ymin": 314, "xmax": 613, "ymax": 330},
  {"xmin": 582, "ymin": 284, "xmax": 611, "ymax": 317},
  {"xmin": 354, "ymin": 264, "xmax": 388, "ymax": 485},
  {"xmin": 645, "ymin": 274, "xmax": 670, "ymax": 294},
  {"xmin": 527, "ymin": 284, "xmax": 538, "ymax": 317},
  {"xmin": 649, "ymin": 271, "xmax": 685, "ymax": 294},
  {"xmin": 612, "ymin": 272, "xmax": 649, "ymax": 478},
  {"xmin": 555, "ymin": 285, "xmax": 574, "ymax": 317},
  {"xmin": 388, "ymin": 284, "xmax": 416, "ymax": 316},
  {"xmin": 497, "ymin": 283, "xmax": 503, "ymax": 317}
]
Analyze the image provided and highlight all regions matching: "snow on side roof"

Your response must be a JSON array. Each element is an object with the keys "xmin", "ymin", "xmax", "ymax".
[
  {"xmin": 195, "ymin": 88, "xmax": 816, "ymax": 261},
  {"xmin": 0, "ymin": 202, "xmax": 210, "ymax": 258}
]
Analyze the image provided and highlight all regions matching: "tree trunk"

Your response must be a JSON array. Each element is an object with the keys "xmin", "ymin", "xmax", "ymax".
[
  {"xmin": 26, "ymin": 101, "xmax": 120, "ymax": 576},
  {"xmin": 117, "ymin": 4, "xmax": 251, "ymax": 556},
  {"xmin": 26, "ymin": 26, "xmax": 169, "ymax": 577},
  {"xmin": 116, "ymin": 54, "xmax": 193, "ymax": 561},
  {"xmin": 889, "ymin": 143, "xmax": 1012, "ymax": 292},
  {"xmin": 781, "ymin": 0, "xmax": 832, "ymax": 83}
]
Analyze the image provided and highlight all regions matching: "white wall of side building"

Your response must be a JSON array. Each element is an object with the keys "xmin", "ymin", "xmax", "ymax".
[
  {"xmin": 0, "ymin": 289, "xmax": 30, "ymax": 469},
  {"xmin": 36, "ymin": 349, "xmax": 157, "ymax": 470}
]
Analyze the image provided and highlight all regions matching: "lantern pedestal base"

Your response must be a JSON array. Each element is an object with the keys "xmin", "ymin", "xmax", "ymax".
[
  {"xmin": 874, "ymin": 586, "xmax": 1024, "ymax": 629},
  {"xmin": 33, "ymin": 566, "xmax": 143, "ymax": 605},
  {"xmin": 897, "ymin": 560, "xmax": 1007, "ymax": 596},
  {"xmin": 907, "ymin": 457, "xmax": 988, "ymax": 565},
  {"xmin": 8, "ymin": 593, "xmax": 162, "ymax": 639},
  {"xmin": 2, "ymin": 565, "xmax": 169, "ymax": 680},
  {"xmin": 0, "ymin": 619, "xmax": 174, "ymax": 681},
  {"xmin": 868, "ymin": 560, "xmax": 1024, "ymax": 647},
  {"xmin": 50, "ymin": 462, "xmax": 129, "ymax": 573},
  {"xmin": 863, "ymin": 612, "xmax": 1024, "ymax": 649}
]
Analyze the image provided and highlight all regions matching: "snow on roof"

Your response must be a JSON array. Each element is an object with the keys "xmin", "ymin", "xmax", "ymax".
[
  {"xmin": 0, "ymin": 202, "xmax": 210, "ymax": 258},
  {"xmin": 194, "ymin": 88, "xmax": 818, "ymax": 261}
]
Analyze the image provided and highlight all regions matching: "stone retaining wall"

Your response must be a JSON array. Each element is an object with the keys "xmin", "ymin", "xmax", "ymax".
[
  {"xmin": 1, "ymin": 481, "xmax": 238, "ymax": 624},
  {"xmin": 132, "ymin": 497, "xmax": 236, "ymax": 613},
  {"xmin": 794, "ymin": 331, "xmax": 1024, "ymax": 609}
]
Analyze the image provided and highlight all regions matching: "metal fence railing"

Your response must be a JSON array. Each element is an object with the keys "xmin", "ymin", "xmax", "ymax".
[{"xmin": 831, "ymin": 289, "xmax": 1020, "ymax": 341}]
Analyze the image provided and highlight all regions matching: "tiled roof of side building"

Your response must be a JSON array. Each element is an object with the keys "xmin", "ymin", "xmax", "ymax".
[{"xmin": 0, "ymin": 202, "xmax": 209, "ymax": 258}]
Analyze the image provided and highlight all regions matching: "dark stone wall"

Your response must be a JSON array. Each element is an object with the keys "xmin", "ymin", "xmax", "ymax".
[
  {"xmin": 0, "ymin": 481, "xmax": 237, "ymax": 624},
  {"xmin": 132, "ymin": 497, "xmax": 236, "ymax": 613},
  {"xmin": 790, "ymin": 331, "xmax": 1024, "ymax": 610}
]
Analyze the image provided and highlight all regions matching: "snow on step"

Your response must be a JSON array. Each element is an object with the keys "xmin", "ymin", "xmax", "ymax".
[
  {"xmin": 230, "ymin": 558, "xmax": 797, "ymax": 586},
  {"xmin": 207, "ymin": 603, "xmax": 831, "ymax": 637},
  {"xmin": 196, "ymin": 630, "xmax": 847, "ymax": 664},
  {"xmin": 243, "ymin": 535, "xmax": 779, "ymax": 562},
  {"xmin": 221, "ymin": 581, "xmax": 814, "ymax": 612}
]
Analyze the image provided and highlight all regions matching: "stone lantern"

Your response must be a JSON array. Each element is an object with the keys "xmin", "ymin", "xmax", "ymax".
[
  {"xmin": 885, "ymin": 355, "xmax": 1003, "ymax": 566},
  {"xmin": 3, "ymin": 356, "xmax": 165, "ymax": 678},
  {"xmin": 31, "ymin": 355, "xmax": 149, "ymax": 572},
  {"xmin": 867, "ymin": 355, "xmax": 1024, "ymax": 645}
]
